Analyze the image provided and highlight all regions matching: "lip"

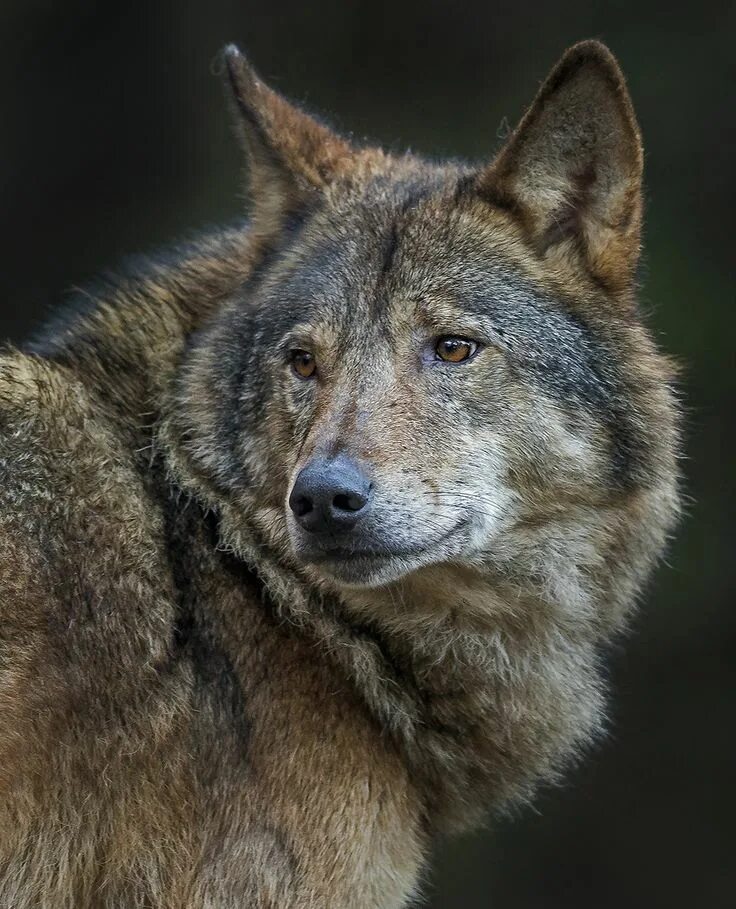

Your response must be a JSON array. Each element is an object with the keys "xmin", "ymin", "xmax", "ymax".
[
  {"xmin": 310, "ymin": 546, "xmax": 424, "ymax": 563},
  {"xmin": 296, "ymin": 519, "xmax": 469, "ymax": 566}
]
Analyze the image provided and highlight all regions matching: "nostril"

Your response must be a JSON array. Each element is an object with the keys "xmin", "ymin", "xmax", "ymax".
[
  {"xmin": 290, "ymin": 457, "xmax": 372, "ymax": 531},
  {"xmin": 333, "ymin": 491, "xmax": 367, "ymax": 513},
  {"xmin": 291, "ymin": 495, "xmax": 314, "ymax": 518}
]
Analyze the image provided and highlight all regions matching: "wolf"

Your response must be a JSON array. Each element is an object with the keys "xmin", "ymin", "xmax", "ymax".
[{"xmin": 0, "ymin": 39, "xmax": 679, "ymax": 908}]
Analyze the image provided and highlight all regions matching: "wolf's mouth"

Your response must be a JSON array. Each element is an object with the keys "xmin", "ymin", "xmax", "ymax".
[
  {"xmin": 311, "ymin": 544, "xmax": 437, "ymax": 563},
  {"xmin": 308, "ymin": 519, "xmax": 468, "ymax": 561},
  {"xmin": 294, "ymin": 519, "xmax": 471, "ymax": 586}
]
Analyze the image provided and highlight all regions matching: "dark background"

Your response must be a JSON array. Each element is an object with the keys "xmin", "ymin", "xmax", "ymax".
[{"xmin": 1, "ymin": 1, "xmax": 733, "ymax": 906}]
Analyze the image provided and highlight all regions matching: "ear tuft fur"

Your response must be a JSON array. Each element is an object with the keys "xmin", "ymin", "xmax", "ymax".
[
  {"xmin": 223, "ymin": 44, "xmax": 355, "ymax": 234},
  {"xmin": 479, "ymin": 40, "xmax": 643, "ymax": 295}
]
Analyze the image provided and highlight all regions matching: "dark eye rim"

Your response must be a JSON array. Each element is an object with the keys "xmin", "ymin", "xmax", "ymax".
[
  {"xmin": 433, "ymin": 335, "xmax": 481, "ymax": 364},
  {"xmin": 289, "ymin": 348, "xmax": 317, "ymax": 379}
]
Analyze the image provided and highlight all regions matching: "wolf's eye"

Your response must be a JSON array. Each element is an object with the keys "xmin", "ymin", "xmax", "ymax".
[
  {"xmin": 435, "ymin": 336, "xmax": 478, "ymax": 363},
  {"xmin": 290, "ymin": 349, "xmax": 317, "ymax": 379}
]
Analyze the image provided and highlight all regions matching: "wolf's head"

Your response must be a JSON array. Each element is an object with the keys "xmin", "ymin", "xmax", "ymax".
[{"xmin": 171, "ymin": 41, "xmax": 678, "ymax": 608}]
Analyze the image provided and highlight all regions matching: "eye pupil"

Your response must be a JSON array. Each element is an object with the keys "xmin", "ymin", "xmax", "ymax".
[
  {"xmin": 435, "ymin": 336, "xmax": 476, "ymax": 363},
  {"xmin": 290, "ymin": 349, "xmax": 316, "ymax": 378}
]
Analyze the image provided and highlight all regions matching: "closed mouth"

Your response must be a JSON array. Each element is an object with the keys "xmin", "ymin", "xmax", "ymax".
[
  {"xmin": 311, "ymin": 547, "xmax": 423, "ymax": 563},
  {"xmin": 303, "ymin": 520, "xmax": 469, "ymax": 565}
]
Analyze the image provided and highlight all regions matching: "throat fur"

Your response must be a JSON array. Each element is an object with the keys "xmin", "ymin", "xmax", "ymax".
[{"xmin": 195, "ymin": 493, "xmax": 604, "ymax": 835}]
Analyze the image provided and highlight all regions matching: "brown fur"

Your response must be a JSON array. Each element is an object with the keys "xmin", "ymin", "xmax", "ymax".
[{"xmin": 0, "ymin": 41, "xmax": 679, "ymax": 907}]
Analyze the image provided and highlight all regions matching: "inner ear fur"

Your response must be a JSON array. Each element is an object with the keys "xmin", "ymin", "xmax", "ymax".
[
  {"xmin": 478, "ymin": 41, "xmax": 644, "ymax": 295},
  {"xmin": 223, "ymin": 45, "xmax": 355, "ymax": 232}
]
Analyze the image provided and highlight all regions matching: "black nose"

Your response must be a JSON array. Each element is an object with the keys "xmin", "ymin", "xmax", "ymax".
[{"xmin": 289, "ymin": 455, "xmax": 373, "ymax": 534}]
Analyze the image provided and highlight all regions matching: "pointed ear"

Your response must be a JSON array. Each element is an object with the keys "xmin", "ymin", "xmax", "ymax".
[
  {"xmin": 478, "ymin": 41, "xmax": 643, "ymax": 294},
  {"xmin": 223, "ymin": 45, "xmax": 355, "ymax": 232}
]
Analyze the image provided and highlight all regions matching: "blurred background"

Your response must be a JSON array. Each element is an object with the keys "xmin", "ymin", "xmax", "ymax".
[{"xmin": 0, "ymin": 1, "xmax": 732, "ymax": 906}]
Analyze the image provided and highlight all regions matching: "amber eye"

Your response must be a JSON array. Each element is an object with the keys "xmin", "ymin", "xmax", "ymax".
[
  {"xmin": 290, "ymin": 349, "xmax": 317, "ymax": 379},
  {"xmin": 435, "ymin": 336, "xmax": 478, "ymax": 363}
]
